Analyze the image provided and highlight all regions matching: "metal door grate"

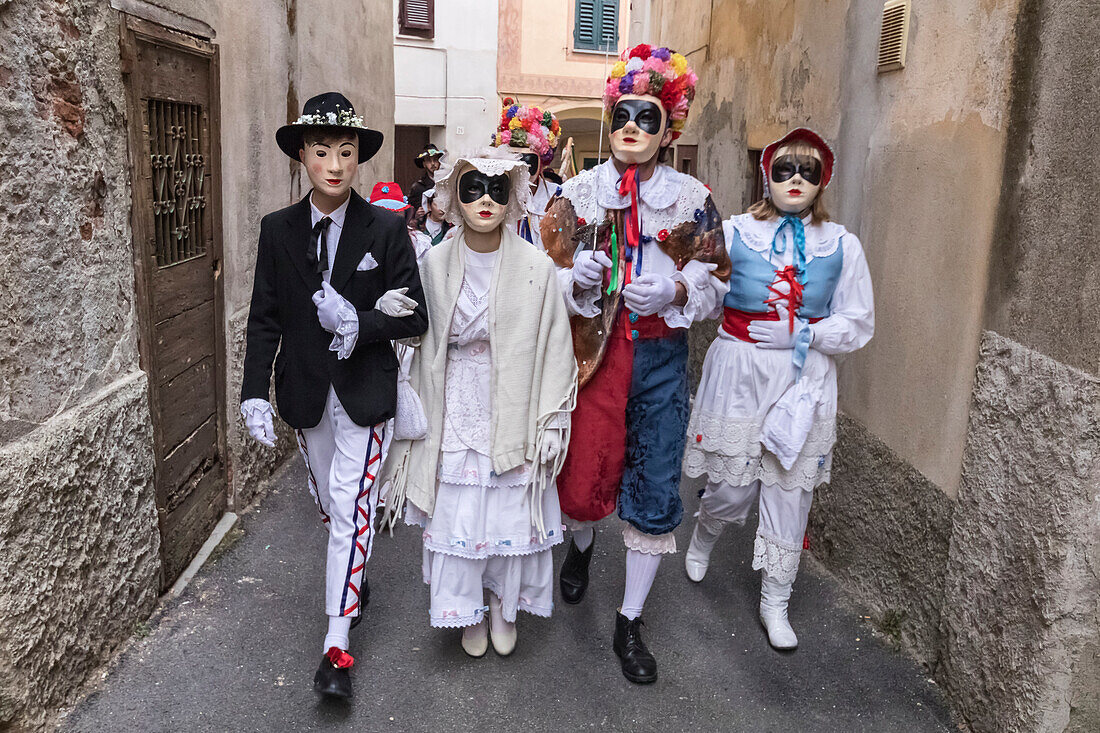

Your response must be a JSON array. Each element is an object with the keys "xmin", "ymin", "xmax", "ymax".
[{"xmin": 147, "ymin": 99, "xmax": 207, "ymax": 267}]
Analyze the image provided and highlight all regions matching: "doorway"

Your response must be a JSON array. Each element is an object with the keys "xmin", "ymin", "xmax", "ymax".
[
  {"xmin": 121, "ymin": 15, "xmax": 228, "ymax": 589},
  {"xmin": 393, "ymin": 124, "xmax": 431, "ymax": 200}
]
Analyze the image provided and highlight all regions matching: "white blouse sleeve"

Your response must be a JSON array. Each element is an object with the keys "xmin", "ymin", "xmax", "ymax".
[
  {"xmin": 658, "ymin": 259, "xmax": 727, "ymax": 327},
  {"xmin": 810, "ymin": 233, "xmax": 874, "ymax": 355},
  {"xmin": 556, "ymin": 266, "xmax": 601, "ymax": 318}
]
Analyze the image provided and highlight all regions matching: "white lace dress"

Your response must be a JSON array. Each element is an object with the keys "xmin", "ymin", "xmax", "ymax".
[{"xmin": 405, "ymin": 245, "xmax": 564, "ymax": 628}]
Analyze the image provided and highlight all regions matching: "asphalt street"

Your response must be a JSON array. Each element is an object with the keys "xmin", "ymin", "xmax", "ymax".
[{"xmin": 62, "ymin": 458, "xmax": 956, "ymax": 732}]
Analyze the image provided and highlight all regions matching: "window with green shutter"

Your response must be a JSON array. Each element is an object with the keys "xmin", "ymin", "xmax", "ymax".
[{"xmin": 574, "ymin": 0, "xmax": 618, "ymax": 52}]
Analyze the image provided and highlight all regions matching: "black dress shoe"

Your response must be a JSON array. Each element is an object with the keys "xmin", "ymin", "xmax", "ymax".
[
  {"xmin": 613, "ymin": 611, "xmax": 658, "ymax": 684},
  {"xmin": 350, "ymin": 578, "xmax": 369, "ymax": 630},
  {"xmin": 559, "ymin": 537, "xmax": 594, "ymax": 604},
  {"xmin": 314, "ymin": 648, "xmax": 354, "ymax": 698}
]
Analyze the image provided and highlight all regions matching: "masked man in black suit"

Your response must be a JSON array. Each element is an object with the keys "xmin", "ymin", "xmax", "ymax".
[{"xmin": 240, "ymin": 92, "xmax": 427, "ymax": 699}]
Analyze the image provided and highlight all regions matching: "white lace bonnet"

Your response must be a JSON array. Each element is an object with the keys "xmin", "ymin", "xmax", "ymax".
[{"xmin": 432, "ymin": 147, "xmax": 532, "ymax": 227}]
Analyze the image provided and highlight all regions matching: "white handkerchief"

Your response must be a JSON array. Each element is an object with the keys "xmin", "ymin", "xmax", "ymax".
[{"xmin": 356, "ymin": 252, "xmax": 379, "ymax": 271}]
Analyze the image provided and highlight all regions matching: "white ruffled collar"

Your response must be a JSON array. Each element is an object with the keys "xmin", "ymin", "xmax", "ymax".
[
  {"xmin": 728, "ymin": 212, "xmax": 847, "ymax": 259},
  {"xmin": 595, "ymin": 160, "xmax": 683, "ymax": 211}
]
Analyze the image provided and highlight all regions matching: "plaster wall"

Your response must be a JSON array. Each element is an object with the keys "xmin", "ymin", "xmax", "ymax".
[
  {"xmin": 394, "ymin": 0, "xmax": 498, "ymax": 159},
  {"xmin": 515, "ymin": 0, "xmax": 629, "ymax": 81}
]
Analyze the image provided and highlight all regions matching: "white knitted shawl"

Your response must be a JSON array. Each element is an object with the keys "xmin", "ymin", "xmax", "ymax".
[{"xmin": 382, "ymin": 225, "xmax": 578, "ymax": 537}]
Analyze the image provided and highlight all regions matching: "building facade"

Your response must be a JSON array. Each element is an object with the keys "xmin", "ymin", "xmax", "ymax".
[
  {"xmin": 392, "ymin": 0, "xmax": 499, "ymax": 196},
  {"xmin": 640, "ymin": 0, "xmax": 1099, "ymax": 731},
  {"xmin": 0, "ymin": 0, "xmax": 394, "ymax": 729}
]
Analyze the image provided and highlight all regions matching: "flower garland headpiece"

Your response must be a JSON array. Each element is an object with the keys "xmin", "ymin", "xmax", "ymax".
[
  {"xmin": 491, "ymin": 98, "xmax": 562, "ymax": 165},
  {"xmin": 603, "ymin": 44, "xmax": 697, "ymax": 141}
]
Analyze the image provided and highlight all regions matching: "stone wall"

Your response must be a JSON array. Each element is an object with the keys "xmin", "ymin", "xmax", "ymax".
[
  {"xmin": 0, "ymin": 0, "xmax": 395, "ymax": 728},
  {"xmin": 0, "ymin": 374, "xmax": 159, "ymax": 732}
]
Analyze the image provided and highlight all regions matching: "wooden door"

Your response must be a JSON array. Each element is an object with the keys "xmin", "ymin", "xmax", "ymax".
[
  {"xmin": 393, "ymin": 125, "xmax": 430, "ymax": 197},
  {"xmin": 121, "ymin": 16, "xmax": 227, "ymax": 589}
]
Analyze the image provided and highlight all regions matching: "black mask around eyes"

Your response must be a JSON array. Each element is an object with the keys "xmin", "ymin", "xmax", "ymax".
[
  {"xmin": 770, "ymin": 154, "xmax": 823, "ymax": 186},
  {"xmin": 610, "ymin": 99, "xmax": 665, "ymax": 135},
  {"xmin": 518, "ymin": 153, "xmax": 540, "ymax": 177},
  {"xmin": 458, "ymin": 170, "xmax": 511, "ymax": 206}
]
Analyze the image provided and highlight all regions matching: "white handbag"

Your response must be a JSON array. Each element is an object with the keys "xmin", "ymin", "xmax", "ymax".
[{"xmin": 392, "ymin": 344, "xmax": 428, "ymax": 440}]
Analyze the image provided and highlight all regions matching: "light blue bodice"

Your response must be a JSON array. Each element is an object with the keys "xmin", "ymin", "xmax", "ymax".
[{"xmin": 723, "ymin": 227, "xmax": 844, "ymax": 317}]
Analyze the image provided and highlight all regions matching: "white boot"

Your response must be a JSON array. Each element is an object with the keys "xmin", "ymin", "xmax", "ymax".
[
  {"xmin": 684, "ymin": 510, "xmax": 726, "ymax": 582},
  {"xmin": 487, "ymin": 592, "xmax": 517, "ymax": 656},
  {"xmin": 759, "ymin": 573, "xmax": 798, "ymax": 650},
  {"xmin": 461, "ymin": 616, "xmax": 489, "ymax": 658}
]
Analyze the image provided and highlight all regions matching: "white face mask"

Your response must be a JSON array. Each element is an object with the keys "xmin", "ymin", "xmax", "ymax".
[
  {"xmin": 456, "ymin": 164, "xmax": 509, "ymax": 233},
  {"xmin": 769, "ymin": 145, "xmax": 823, "ymax": 215},
  {"xmin": 300, "ymin": 135, "xmax": 359, "ymax": 199},
  {"xmin": 609, "ymin": 94, "xmax": 673, "ymax": 166}
]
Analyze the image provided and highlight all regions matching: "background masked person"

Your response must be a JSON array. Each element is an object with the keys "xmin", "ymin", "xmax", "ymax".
[
  {"xmin": 681, "ymin": 128, "xmax": 874, "ymax": 651},
  {"xmin": 489, "ymin": 98, "xmax": 562, "ymax": 248},
  {"xmin": 383, "ymin": 147, "xmax": 577, "ymax": 660},
  {"xmin": 240, "ymin": 92, "xmax": 427, "ymax": 700},
  {"xmin": 539, "ymin": 45, "xmax": 730, "ymax": 684},
  {"xmin": 409, "ymin": 187, "xmax": 453, "ymax": 255}
]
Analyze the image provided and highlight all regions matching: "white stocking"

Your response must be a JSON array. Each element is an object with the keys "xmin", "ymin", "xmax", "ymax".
[
  {"xmin": 620, "ymin": 549, "xmax": 661, "ymax": 620},
  {"xmin": 572, "ymin": 526, "xmax": 594, "ymax": 552},
  {"xmin": 324, "ymin": 615, "xmax": 352, "ymax": 653}
]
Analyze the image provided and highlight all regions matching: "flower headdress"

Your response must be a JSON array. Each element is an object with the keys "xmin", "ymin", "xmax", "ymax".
[
  {"xmin": 602, "ymin": 44, "xmax": 698, "ymax": 141},
  {"xmin": 491, "ymin": 98, "xmax": 562, "ymax": 165}
]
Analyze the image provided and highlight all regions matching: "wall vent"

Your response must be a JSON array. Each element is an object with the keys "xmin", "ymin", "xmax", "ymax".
[{"xmin": 878, "ymin": 0, "xmax": 911, "ymax": 72}]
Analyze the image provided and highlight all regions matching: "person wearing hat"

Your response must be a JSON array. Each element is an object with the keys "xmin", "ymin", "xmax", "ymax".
[
  {"xmin": 369, "ymin": 181, "xmax": 429, "ymax": 259},
  {"xmin": 382, "ymin": 146, "xmax": 576, "ymax": 660},
  {"xmin": 408, "ymin": 142, "xmax": 445, "ymax": 214},
  {"xmin": 240, "ymin": 92, "xmax": 428, "ymax": 699},
  {"xmin": 680, "ymin": 127, "xmax": 874, "ymax": 651},
  {"xmin": 539, "ymin": 45, "xmax": 730, "ymax": 684},
  {"xmin": 490, "ymin": 99, "xmax": 561, "ymax": 248}
]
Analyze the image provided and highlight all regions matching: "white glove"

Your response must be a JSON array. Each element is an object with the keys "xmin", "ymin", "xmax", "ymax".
[
  {"xmin": 571, "ymin": 249, "xmax": 612, "ymax": 290},
  {"xmin": 622, "ymin": 273, "xmax": 677, "ymax": 316},
  {"xmin": 748, "ymin": 304, "xmax": 803, "ymax": 349},
  {"xmin": 241, "ymin": 399, "xmax": 276, "ymax": 448},
  {"xmin": 540, "ymin": 429, "xmax": 563, "ymax": 464},
  {"xmin": 312, "ymin": 281, "xmax": 353, "ymax": 334},
  {"xmin": 375, "ymin": 287, "xmax": 417, "ymax": 317}
]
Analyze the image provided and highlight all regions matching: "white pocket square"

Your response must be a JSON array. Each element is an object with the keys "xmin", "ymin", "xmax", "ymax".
[{"xmin": 356, "ymin": 252, "xmax": 379, "ymax": 271}]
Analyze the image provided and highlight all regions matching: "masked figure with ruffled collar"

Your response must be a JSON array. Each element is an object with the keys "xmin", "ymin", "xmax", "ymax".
[
  {"xmin": 681, "ymin": 128, "xmax": 874, "ymax": 651},
  {"xmin": 540, "ymin": 44, "xmax": 730, "ymax": 684}
]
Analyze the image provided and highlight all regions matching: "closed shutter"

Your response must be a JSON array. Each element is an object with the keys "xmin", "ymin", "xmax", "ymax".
[
  {"xmin": 575, "ymin": 0, "xmax": 618, "ymax": 51},
  {"xmin": 400, "ymin": 0, "xmax": 434, "ymax": 37}
]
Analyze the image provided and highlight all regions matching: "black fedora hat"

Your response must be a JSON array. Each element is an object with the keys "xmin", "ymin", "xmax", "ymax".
[
  {"xmin": 276, "ymin": 92, "xmax": 384, "ymax": 164},
  {"xmin": 414, "ymin": 142, "xmax": 446, "ymax": 169}
]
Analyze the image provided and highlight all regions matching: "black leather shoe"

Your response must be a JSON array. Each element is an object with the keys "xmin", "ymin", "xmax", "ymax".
[
  {"xmin": 314, "ymin": 648, "xmax": 353, "ymax": 698},
  {"xmin": 613, "ymin": 611, "xmax": 658, "ymax": 684},
  {"xmin": 559, "ymin": 537, "xmax": 593, "ymax": 604}
]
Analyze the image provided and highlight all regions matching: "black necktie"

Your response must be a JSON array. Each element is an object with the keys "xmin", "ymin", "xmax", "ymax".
[{"xmin": 308, "ymin": 216, "xmax": 332, "ymax": 274}]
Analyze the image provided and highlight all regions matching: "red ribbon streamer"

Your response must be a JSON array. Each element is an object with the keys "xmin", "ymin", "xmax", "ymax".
[{"xmin": 763, "ymin": 265, "xmax": 804, "ymax": 334}]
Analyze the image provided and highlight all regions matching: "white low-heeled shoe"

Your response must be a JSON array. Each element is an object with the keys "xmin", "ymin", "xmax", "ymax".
[
  {"xmin": 759, "ymin": 606, "xmax": 799, "ymax": 650},
  {"xmin": 487, "ymin": 593, "xmax": 517, "ymax": 656},
  {"xmin": 684, "ymin": 515, "xmax": 725, "ymax": 582},
  {"xmin": 461, "ymin": 617, "xmax": 489, "ymax": 658}
]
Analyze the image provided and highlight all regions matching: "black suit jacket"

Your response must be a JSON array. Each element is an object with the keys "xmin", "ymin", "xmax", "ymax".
[{"xmin": 241, "ymin": 191, "xmax": 429, "ymax": 429}]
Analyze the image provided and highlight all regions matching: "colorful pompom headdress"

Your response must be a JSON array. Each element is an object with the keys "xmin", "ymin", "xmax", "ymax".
[
  {"xmin": 491, "ymin": 98, "xmax": 562, "ymax": 165},
  {"xmin": 603, "ymin": 44, "xmax": 698, "ymax": 141}
]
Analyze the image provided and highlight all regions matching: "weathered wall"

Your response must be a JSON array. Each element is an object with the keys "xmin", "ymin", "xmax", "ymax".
[
  {"xmin": 0, "ymin": 375, "xmax": 159, "ymax": 732},
  {"xmin": 0, "ymin": 0, "xmax": 395, "ymax": 729},
  {"xmin": 940, "ymin": 333, "xmax": 1100, "ymax": 733}
]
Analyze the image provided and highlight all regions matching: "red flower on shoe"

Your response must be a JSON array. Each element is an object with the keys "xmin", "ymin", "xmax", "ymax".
[{"xmin": 325, "ymin": 647, "xmax": 355, "ymax": 669}]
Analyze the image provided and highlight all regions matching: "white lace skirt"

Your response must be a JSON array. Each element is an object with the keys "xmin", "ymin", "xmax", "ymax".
[
  {"xmin": 405, "ymin": 449, "xmax": 564, "ymax": 627},
  {"xmin": 683, "ymin": 331, "xmax": 838, "ymax": 492}
]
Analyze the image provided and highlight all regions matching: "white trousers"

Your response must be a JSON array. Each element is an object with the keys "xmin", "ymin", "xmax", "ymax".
[
  {"xmin": 294, "ymin": 388, "xmax": 386, "ymax": 618},
  {"xmin": 698, "ymin": 480, "xmax": 813, "ymax": 585}
]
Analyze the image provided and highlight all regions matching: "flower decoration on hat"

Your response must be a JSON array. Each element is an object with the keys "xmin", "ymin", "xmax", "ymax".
[
  {"xmin": 603, "ymin": 44, "xmax": 698, "ymax": 141},
  {"xmin": 491, "ymin": 98, "xmax": 562, "ymax": 165}
]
